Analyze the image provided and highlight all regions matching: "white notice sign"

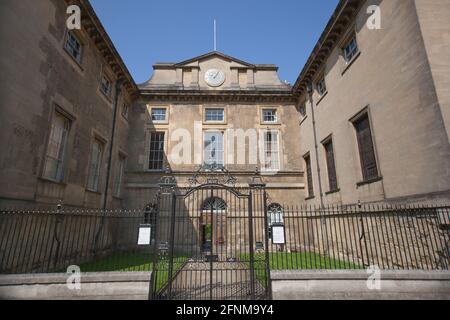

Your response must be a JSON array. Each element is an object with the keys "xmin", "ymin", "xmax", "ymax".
[
  {"xmin": 272, "ymin": 225, "xmax": 285, "ymax": 244},
  {"xmin": 138, "ymin": 225, "xmax": 151, "ymax": 245}
]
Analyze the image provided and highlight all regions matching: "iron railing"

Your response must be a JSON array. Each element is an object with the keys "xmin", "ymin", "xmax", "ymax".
[
  {"xmin": 0, "ymin": 208, "xmax": 152, "ymax": 274},
  {"xmin": 0, "ymin": 204, "xmax": 449, "ymax": 275},
  {"xmin": 265, "ymin": 204, "xmax": 450, "ymax": 270}
]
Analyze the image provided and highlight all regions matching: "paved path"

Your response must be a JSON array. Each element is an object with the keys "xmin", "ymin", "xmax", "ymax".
[{"xmin": 163, "ymin": 260, "xmax": 266, "ymax": 300}]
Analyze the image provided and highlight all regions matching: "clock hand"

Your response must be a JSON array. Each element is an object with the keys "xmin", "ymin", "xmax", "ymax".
[{"xmin": 213, "ymin": 71, "xmax": 220, "ymax": 79}]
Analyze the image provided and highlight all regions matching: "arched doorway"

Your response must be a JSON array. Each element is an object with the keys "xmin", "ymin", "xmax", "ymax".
[{"xmin": 200, "ymin": 197, "xmax": 227, "ymax": 252}]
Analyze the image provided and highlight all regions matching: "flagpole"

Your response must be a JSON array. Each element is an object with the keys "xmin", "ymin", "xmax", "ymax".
[{"xmin": 214, "ymin": 19, "xmax": 217, "ymax": 51}]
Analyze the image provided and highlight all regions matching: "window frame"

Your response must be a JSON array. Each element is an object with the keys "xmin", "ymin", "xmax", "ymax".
[
  {"xmin": 343, "ymin": 35, "xmax": 359, "ymax": 64},
  {"xmin": 268, "ymin": 203, "xmax": 284, "ymax": 226},
  {"xmin": 151, "ymin": 108, "xmax": 168, "ymax": 123},
  {"xmin": 261, "ymin": 130, "xmax": 281, "ymax": 172},
  {"xmin": 262, "ymin": 108, "xmax": 278, "ymax": 124},
  {"xmin": 86, "ymin": 138, "xmax": 105, "ymax": 192},
  {"xmin": 64, "ymin": 31, "xmax": 83, "ymax": 64},
  {"xmin": 298, "ymin": 104, "xmax": 307, "ymax": 118},
  {"xmin": 204, "ymin": 108, "xmax": 225, "ymax": 123},
  {"xmin": 316, "ymin": 77, "xmax": 327, "ymax": 96},
  {"xmin": 322, "ymin": 137, "xmax": 339, "ymax": 192},
  {"xmin": 203, "ymin": 131, "xmax": 225, "ymax": 167},
  {"xmin": 42, "ymin": 110, "xmax": 71, "ymax": 183},
  {"xmin": 351, "ymin": 111, "xmax": 380, "ymax": 183},
  {"xmin": 147, "ymin": 131, "xmax": 166, "ymax": 172},
  {"xmin": 304, "ymin": 153, "xmax": 314, "ymax": 198},
  {"xmin": 99, "ymin": 73, "xmax": 113, "ymax": 98},
  {"xmin": 122, "ymin": 103, "xmax": 129, "ymax": 120},
  {"xmin": 113, "ymin": 155, "xmax": 126, "ymax": 198}
]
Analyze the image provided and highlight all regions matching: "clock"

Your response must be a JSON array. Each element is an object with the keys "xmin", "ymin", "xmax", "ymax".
[{"xmin": 204, "ymin": 69, "xmax": 226, "ymax": 87}]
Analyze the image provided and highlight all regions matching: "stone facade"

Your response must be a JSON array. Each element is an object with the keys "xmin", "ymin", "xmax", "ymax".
[
  {"xmin": 125, "ymin": 52, "xmax": 304, "ymax": 209},
  {"xmin": 0, "ymin": 0, "xmax": 449, "ymax": 210},
  {"xmin": 293, "ymin": 0, "xmax": 450, "ymax": 206},
  {"xmin": 0, "ymin": 0, "xmax": 137, "ymax": 209}
]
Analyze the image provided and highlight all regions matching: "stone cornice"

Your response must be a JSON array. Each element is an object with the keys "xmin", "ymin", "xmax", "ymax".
[
  {"xmin": 66, "ymin": 0, "xmax": 139, "ymax": 98},
  {"xmin": 139, "ymin": 89, "xmax": 297, "ymax": 104},
  {"xmin": 292, "ymin": 0, "xmax": 364, "ymax": 98},
  {"xmin": 127, "ymin": 170, "xmax": 304, "ymax": 176}
]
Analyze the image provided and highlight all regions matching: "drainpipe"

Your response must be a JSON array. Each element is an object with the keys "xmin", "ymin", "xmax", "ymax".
[
  {"xmin": 307, "ymin": 82, "xmax": 325, "ymax": 209},
  {"xmin": 102, "ymin": 80, "xmax": 123, "ymax": 210}
]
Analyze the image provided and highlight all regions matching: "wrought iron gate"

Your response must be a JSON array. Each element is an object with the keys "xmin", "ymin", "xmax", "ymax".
[{"xmin": 150, "ymin": 167, "xmax": 270, "ymax": 300}]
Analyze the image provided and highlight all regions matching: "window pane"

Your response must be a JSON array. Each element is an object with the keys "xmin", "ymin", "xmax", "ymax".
[
  {"xmin": 263, "ymin": 131, "xmax": 280, "ymax": 171},
  {"xmin": 305, "ymin": 155, "xmax": 314, "ymax": 197},
  {"xmin": 205, "ymin": 109, "xmax": 224, "ymax": 122},
  {"xmin": 114, "ymin": 157, "xmax": 125, "ymax": 197},
  {"xmin": 204, "ymin": 132, "xmax": 224, "ymax": 166},
  {"xmin": 344, "ymin": 37, "xmax": 359, "ymax": 62},
  {"xmin": 268, "ymin": 204, "xmax": 284, "ymax": 226},
  {"xmin": 299, "ymin": 105, "xmax": 306, "ymax": 117},
  {"xmin": 65, "ymin": 33, "xmax": 82, "ymax": 62},
  {"xmin": 122, "ymin": 104, "xmax": 129, "ymax": 119},
  {"xmin": 317, "ymin": 78, "xmax": 326, "ymax": 95},
  {"xmin": 324, "ymin": 140, "xmax": 338, "ymax": 191},
  {"xmin": 151, "ymin": 108, "xmax": 167, "ymax": 121},
  {"xmin": 100, "ymin": 76, "xmax": 111, "ymax": 96},
  {"xmin": 263, "ymin": 109, "xmax": 277, "ymax": 122},
  {"xmin": 87, "ymin": 140, "xmax": 103, "ymax": 191},
  {"xmin": 354, "ymin": 114, "xmax": 378, "ymax": 181},
  {"xmin": 43, "ymin": 112, "xmax": 69, "ymax": 181},
  {"xmin": 149, "ymin": 132, "xmax": 165, "ymax": 170}
]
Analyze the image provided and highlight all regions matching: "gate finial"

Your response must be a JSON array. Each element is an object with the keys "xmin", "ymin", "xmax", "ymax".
[{"xmin": 249, "ymin": 166, "xmax": 266, "ymax": 188}]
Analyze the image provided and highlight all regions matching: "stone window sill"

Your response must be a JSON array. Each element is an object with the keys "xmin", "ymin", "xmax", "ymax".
[
  {"xmin": 316, "ymin": 91, "xmax": 328, "ymax": 106},
  {"xmin": 85, "ymin": 189, "xmax": 102, "ymax": 195},
  {"xmin": 145, "ymin": 170, "xmax": 166, "ymax": 173},
  {"xmin": 325, "ymin": 188, "xmax": 340, "ymax": 195},
  {"xmin": 98, "ymin": 89, "xmax": 113, "ymax": 105},
  {"xmin": 341, "ymin": 51, "xmax": 361, "ymax": 76},
  {"xmin": 38, "ymin": 177, "xmax": 67, "ymax": 186},
  {"xmin": 299, "ymin": 115, "xmax": 308, "ymax": 126},
  {"xmin": 356, "ymin": 176, "xmax": 383, "ymax": 188},
  {"xmin": 63, "ymin": 47, "xmax": 84, "ymax": 72}
]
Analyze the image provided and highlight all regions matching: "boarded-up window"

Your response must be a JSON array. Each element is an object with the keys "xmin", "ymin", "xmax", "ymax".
[
  {"xmin": 304, "ymin": 154, "xmax": 314, "ymax": 197},
  {"xmin": 354, "ymin": 114, "xmax": 378, "ymax": 181},
  {"xmin": 183, "ymin": 69, "xmax": 192, "ymax": 86},
  {"xmin": 323, "ymin": 139, "xmax": 338, "ymax": 191},
  {"xmin": 238, "ymin": 70, "xmax": 247, "ymax": 88}
]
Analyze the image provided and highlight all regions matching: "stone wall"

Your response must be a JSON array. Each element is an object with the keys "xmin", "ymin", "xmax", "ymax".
[
  {"xmin": 271, "ymin": 270, "xmax": 450, "ymax": 300},
  {"xmin": 1, "ymin": 270, "xmax": 448, "ymax": 300},
  {"xmin": 0, "ymin": 272, "xmax": 151, "ymax": 300}
]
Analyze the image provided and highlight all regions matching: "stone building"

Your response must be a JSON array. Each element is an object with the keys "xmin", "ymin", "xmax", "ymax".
[
  {"xmin": 0, "ymin": 0, "xmax": 449, "ymax": 209},
  {"xmin": 125, "ymin": 51, "xmax": 303, "ymax": 209},
  {"xmin": 293, "ymin": 0, "xmax": 450, "ymax": 206},
  {"xmin": 0, "ymin": 0, "xmax": 138, "ymax": 209}
]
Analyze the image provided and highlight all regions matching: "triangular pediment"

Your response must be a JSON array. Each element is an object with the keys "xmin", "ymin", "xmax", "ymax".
[{"xmin": 174, "ymin": 51, "xmax": 254, "ymax": 68}]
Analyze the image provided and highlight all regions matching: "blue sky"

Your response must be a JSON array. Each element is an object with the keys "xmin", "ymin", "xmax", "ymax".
[{"xmin": 90, "ymin": 0, "xmax": 339, "ymax": 85}]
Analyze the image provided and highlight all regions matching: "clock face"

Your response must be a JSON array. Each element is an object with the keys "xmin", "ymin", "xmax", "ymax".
[{"xmin": 204, "ymin": 69, "xmax": 226, "ymax": 87}]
